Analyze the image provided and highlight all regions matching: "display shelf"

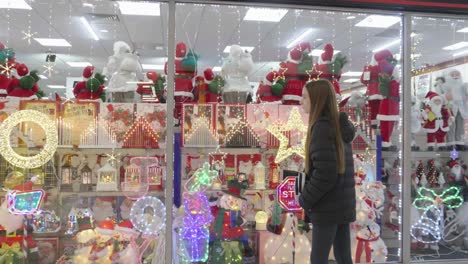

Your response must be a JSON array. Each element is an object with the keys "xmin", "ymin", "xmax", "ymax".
[{"xmin": 59, "ymin": 190, "xmax": 164, "ymax": 197}]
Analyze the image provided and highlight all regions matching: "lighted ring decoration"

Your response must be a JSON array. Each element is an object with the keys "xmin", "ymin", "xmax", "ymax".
[
  {"xmin": 130, "ymin": 196, "xmax": 166, "ymax": 236},
  {"xmin": 0, "ymin": 110, "xmax": 58, "ymax": 169}
]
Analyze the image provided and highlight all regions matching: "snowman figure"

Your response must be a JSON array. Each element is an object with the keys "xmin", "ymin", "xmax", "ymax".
[
  {"xmin": 210, "ymin": 179, "xmax": 251, "ymax": 264},
  {"xmin": 354, "ymin": 220, "xmax": 387, "ymax": 263},
  {"xmin": 221, "ymin": 45, "xmax": 254, "ymax": 103}
]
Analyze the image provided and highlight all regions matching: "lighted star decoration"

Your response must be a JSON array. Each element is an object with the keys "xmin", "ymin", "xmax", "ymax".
[
  {"xmin": 450, "ymin": 147, "xmax": 459, "ymax": 161},
  {"xmin": 22, "ymin": 30, "xmax": 37, "ymax": 45},
  {"xmin": 0, "ymin": 63, "xmax": 15, "ymax": 77},
  {"xmin": 267, "ymin": 107, "xmax": 308, "ymax": 163},
  {"xmin": 307, "ymin": 64, "xmax": 323, "ymax": 81},
  {"xmin": 277, "ymin": 67, "xmax": 288, "ymax": 81},
  {"xmin": 209, "ymin": 145, "xmax": 227, "ymax": 162},
  {"xmin": 42, "ymin": 62, "xmax": 55, "ymax": 77},
  {"xmin": 105, "ymin": 149, "xmax": 121, "ymax": 166},
  {"xmin": 185, "ymin": 162, "xmax": 219, "ymax": 192}
]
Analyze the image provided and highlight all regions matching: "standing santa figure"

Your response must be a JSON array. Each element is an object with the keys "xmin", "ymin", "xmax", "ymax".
[
  {"xmin": 437, "ymin": 69, "xmax": 468, "ymax": 150},
  {"xmin": 361, "ymin": 54, "xmax": 382, "ymax": 128},
  {"xmin": 422, "ymin": 91, "xmax": 452, "ymax": 151}
]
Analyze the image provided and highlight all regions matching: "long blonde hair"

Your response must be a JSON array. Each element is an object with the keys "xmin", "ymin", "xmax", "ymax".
[{"xmin": 304, "ymin": 79, "xmax": 345, "ymax": 174}]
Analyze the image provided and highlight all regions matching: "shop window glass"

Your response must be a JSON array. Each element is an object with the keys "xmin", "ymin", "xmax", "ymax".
[
  {"xmin": 0, "ymin": 1, "xmax": 168, "ymax": 263},
  {"xmin": 410, "ymin": 15, "xmax": 468, "ymax": 261},
  {"xmin": 173, "ymin": 3, "xmax": 403, "ymax": 264}
]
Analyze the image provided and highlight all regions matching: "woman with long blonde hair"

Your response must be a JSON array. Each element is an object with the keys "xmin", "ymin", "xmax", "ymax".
[{"xmin": 298, "ymin": 80, "xmax": 356, "ymax": 264}]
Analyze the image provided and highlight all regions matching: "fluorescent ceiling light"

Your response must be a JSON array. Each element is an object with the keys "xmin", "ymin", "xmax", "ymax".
[
  {"xmin": 310, "ymin": 49, "xmax": 341, "ymax": 57},
  {"xmin": 443, "ymin": 41, "xmax": 468, "ymax": 51},
  {"xmin": 83, "ymin": 3, "xmax": 94, "ymax": 8},
  {"xmin": 0, "ymin": 0, "xmax": 32, "ymax": 10},
  {"xmin": 457, "ymin": 27, "xmax": 468, "ymax": 33},
  {"xmin": 142, "ymin": 64, "xmax": 164, "ymax": 70},
  {"xmin": 34, "ymin": 38, "xmax": 71, "ymax": 47},
  {"xmin": 243, "ymin": 8, "xmax": 288, "ymax": 22},
  {"xmin": 117, "ymin": 1, "xmax": 160, "ymax": 16},
  {"xmin": 48, "ymin": 85, "xmax": 66, "ymax": 89},
  {"xmin": 100, "ymin": 29, "xmax": 109, "ymax": 33},
  {"xmin": 67, "ymin": 61, "xmax": 92, "ymax": 67},
  {"xmin": 346, "ymin": 16, "xmax": 356, "ymax": 20},
  {"xmin": 453, "ymin": 49, "xmax": 468, "ymax": 57},
  {"xmin": 80, "ymin": 17, "xmax": 99, "ymax": 41},
  {"xmin": 212, "ymin": 66, "xmax": 222, "ymax": 72},
  {"xmin": 355, "ymin": 15, "xmax": 400, "ymax": 28},
  {"xmin": 342, "ymin": 71, "xmax": 362, "ymax": 77},
  {"xmin": 372, "ymin": 39, "xmax": 400, "ymax": 53},
  {"xmin": 287, "ymin": 28, "xmax": 313, "ymax": 49},
  {"xmin": 223, "ymin": 46, "xmax": 254, "ymax": 53},
  {"xmin": 344, "ymin": 78, "xmax": 360, "ymax": 83},
  {"xmin": 38, "ymin": 74, "xmax": 48, "ymax": 80}
]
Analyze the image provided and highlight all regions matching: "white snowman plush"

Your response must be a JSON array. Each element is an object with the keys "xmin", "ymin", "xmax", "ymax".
[
  {"xmin": 221, "ymin": 45, "xmax": 254, "ymax": 103},
  {"xmin": 353, "ymin": 220, "xmax": 387, "ymax": 263}
]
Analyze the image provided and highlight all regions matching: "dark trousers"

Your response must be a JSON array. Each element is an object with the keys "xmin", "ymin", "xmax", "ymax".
[{"xmin": 311, "ymin": 223, "xmax": 353, "ymax": 264}]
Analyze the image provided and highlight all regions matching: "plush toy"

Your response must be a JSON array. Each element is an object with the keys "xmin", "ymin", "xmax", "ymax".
[
  {"xmin": 7, "ymin": 63, "xmax": 44, "ymax": 99},
  {"xmin": 354, "ymin": 220, "xmax": 387, "ymax": 263},
  {"xmin": 210, "ymin": 179, "xmax": 250, "ymax": 264},
  {"xmin": 373, "ymin": 50, "xmax": 400, "ymax": 150},
  {"xmin": 221, "ymin": 45, "xmax": 254, "ymax": 103},
  {"xmin": 437, "ymin": 69, "xmax": 468, "ymax": 150},
  {"xmin": 310, "ymin": 43, "xmax": 347, "ymax": 101},
  {"xmin": 258, "ymin": 42, "xmax": 312, "ymax": 105},
  {"xmin": 136, "ymin": 71, "xmax": 166, "ymax": 103},
  {"xmin": 422, "ymin": 91, "xmax": 452, "ymax": 151},
  {"xmin": 73, "ymin": 66, "xmax": 106, "ymax": 101},
  {"xmin": 105, "ymin": 41, "xmax": 143, "ymax": 103},
  {"xmin": 193, "ymin": 68, "xmax": 223, "ymax": 103},
  {"xmin": 165, "ymin": 42, "xmax": 197, "ymax": 119}
]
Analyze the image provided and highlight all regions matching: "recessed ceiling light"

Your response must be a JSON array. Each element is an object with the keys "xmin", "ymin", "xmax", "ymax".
[
  {"xmin": 0, "ymin": 0, "xmax": 31, "ymax": 10},
  {"xmin": 66, "ymin": 61, "xmax": 92, "ymax": 67},
  {"xmin": 212, "ymin": 66, "xmax": 222, "ymax": 72},
  {"xmin": 80, "ymin": 17, "xmax": 99, "ymax": 41},
  {"xmin": 287, "ymin": 28, "xmax": 313, "ymax": 49},
  {"xmin": 372, "ymin": 39, "xmax": 400, "ymax": 53},
  {"xmin": 117, "ymin": 1, "xmax": 160, "ymax": 16},
  {"xmin": 34, "ymin": 38, "xmax": 72, "ymax": 47},
  {"xmin": 48, "ymin": 85, "xmax": 66, "ymax": 89},
  {"xmin": 453, "ymin": 49, "xmax": 468, "ymax": 57},
  {"xmin": 38, "ymin": 74, "xmax": 48, "ymax": 80},
  {"xmin": 443, "ymin": 41, "xmax": 468, "ymax": 51},
  {"xmin": 342, "ymin": 71, "xmax": 362, "ymax": 77},
  {"xmin": 142, "ymin": 64, "xmax": 164, "ymax": 70},
  {"xmin": 243, "ymin": 8, "xmax": 288, "ymax": 22},
  {"xmin": 223, "ymin": 46, "xmax": 254, "ymax": 53},
  {"xmin": 457, "ymin": 27, "xmax": 468, "ymax": 33},
  {"xmin": 344, "ymin": 78, "xmax": 360, "ymax": 83},
  {"xmin": 346, "ymin": 16, "xmax": 356, "ymax": 20},
  {"xmin": 310, "ymin": 49, "xmax": 341, "ymax": 57},
  {"xmin": 355, "ymin": 15, "xmax": 400, "ymax": 28}
]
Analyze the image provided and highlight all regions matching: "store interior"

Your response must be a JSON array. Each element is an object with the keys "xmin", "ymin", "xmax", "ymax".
[{"xmin": 0, "ymin": 0, "xmax": 467, "ymax": 263}]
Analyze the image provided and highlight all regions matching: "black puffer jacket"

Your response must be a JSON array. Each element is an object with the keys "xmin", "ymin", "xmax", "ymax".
[{"xmin": 299, "ymin": 112, "xmax": 356, "ymax": 225}]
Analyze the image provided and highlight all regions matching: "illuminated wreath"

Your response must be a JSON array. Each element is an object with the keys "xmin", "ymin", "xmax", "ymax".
[
  {"xmin": 130, "ymin": 196, "xmax": 166, "ymax": 236},
  {"xmin": 0, "ymin": 110, "xmax": 58, "ymax": 169}
]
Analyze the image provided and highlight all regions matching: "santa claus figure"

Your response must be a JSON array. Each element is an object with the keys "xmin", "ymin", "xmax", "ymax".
[
  {"xmin": 210, "ymin": 179, "xmax": 250, "ymax": 263},
  {"xmin": 258, "ymin": 42, "xmax": 312, "ymax": 105},
  {"xmin": 310, "ymin": 43, "xmax": 347, "ymax": 101},
  {"xmin": 73, "ymin": 66, "xmax": 106, "ymax": 101},
  {"xmin": 89, "ymin": 219, "xmax": 116, "ymax": 264},
  {"xmin": 92, "ymin": 197, "xmax": 115, "ymax": 222},
  {"xmin": 422, "ymin": 91, "xmax": 452, "ymax": 151},
  {"xmin": 165, "ymin": 42, "xmax": 197, "ymax": 120},
  {"xmin": 447, "ymin": 159, "xmax": 463, "ymax": 184},
  {"xmin": 361, "ymin": 53, "xmax": 382, "ymax": 128},
  {"xmin": 7, "ymin": 63, "xmax": 44, "ymax": 100},
  {"xmin": 193, "ymin": 68, "xmax": 223, "ymax": 103},
  {"xmin": 136, "ymin": 71, "xmax": 166, "ymax": 103},
  {"xmin": 437, "ymin": 69, "xmax": 468, "ymax": 150},
  {"xmin": 221, "ymin": 45, "xmax": 254, "ymax": 103},
  {"xmin": 104, "ymin": 41, "xmax": 143, "ymax": 103}
]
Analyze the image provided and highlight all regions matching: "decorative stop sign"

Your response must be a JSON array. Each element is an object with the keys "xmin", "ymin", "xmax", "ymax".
[{"xmin": 277, "ymin": 176, "xmax": 301, "ymax": 211}]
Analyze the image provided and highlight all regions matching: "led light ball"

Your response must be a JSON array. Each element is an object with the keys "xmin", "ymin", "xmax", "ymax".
[
  {"xmin": 0, "ymin": 110, "xmax": 58, "ymax": 168},
  {"xmin": 130, "ymin": 196, "xmax": 166, "ymax": 236}
]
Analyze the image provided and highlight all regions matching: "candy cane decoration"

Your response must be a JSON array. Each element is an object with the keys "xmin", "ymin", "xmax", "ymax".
[{"xmin": 291, "ymin": 213, "xmax": 296, "ymax": 264}]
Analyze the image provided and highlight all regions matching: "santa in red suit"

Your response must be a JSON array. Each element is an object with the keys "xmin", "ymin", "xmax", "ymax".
[
  {"xmin": 361, "ymin": 54, "xmax": 382, "ymax": 128},
  {"xmin": 422, "ymin": 91, "xmax": 452, "ymax": 151},
  {"xmin": 73, "ymin": 65, "xmax": 106, "ymax": 101},
  {"xmin": 375, "ymin": 50, "xmax": 399, "ymax": 150}
]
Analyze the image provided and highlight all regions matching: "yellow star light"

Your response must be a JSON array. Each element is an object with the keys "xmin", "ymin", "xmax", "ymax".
[
  {"xmin": 277, "ymin": 67, "xmax": 288, "ymax": 81},
  {"xmin": 267, "ymin": 107, "xmax": 308, "ymax": 163},
  {"xmin": 22, "ymin": 30, "xmax": 37, "ymax": 45},
  {"xmin": 105, "ymin": 149, "xmax": 121, "ymax": 165},
  {"xmin": 308, "ymin": 64, "xmax": 323, "ymax": 81},
  {"xmin": 42, "ymin": 62, "xmax": 55, "ymax": 77},
  {"xmin": 0, "ymin": 63, "xmax": 15, "ymax": 77}
]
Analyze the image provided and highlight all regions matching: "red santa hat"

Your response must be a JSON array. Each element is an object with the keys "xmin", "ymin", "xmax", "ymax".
[
  {"xmin": 115, "ymin": 220, "xmax": 139, "ymax": 236},
  {"xmin": 374, "ymin": 49, "xmax": 393, "ymax": 62},
  {"xmin": 448, "ymin": 159, "xmax": 460, "ymax": 168},
  {"xmin": 175, "ymin": 42, "xmax": 187, "ymax": 59},
  {"xmin": 321, "ymin": 44, "xmax": 334, "ymax": 63},
  {"xmin": 95, "ymin": 219, "xmax": 115, "ymax": 236},
  {"xmin": 15, "ymin": 63, "xmax": 29, "ymax": 77},
  {"xmin": 83, "ymin": 66, "xmax": 95, "ymax": 79},
  {"xmin": 425, "ymin": 91, "xmax": 444, "ymax": 104},
  {"xmin": 203, "ymin": 68, "xmax": 214, "ymax": 81}
]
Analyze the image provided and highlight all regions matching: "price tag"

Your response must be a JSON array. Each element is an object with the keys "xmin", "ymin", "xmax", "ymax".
[{"xmin": 363, "ymin": 71, "xmax": 370, "ymax": 81}]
